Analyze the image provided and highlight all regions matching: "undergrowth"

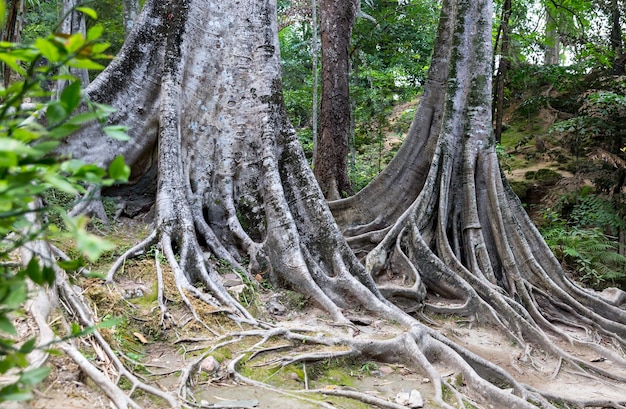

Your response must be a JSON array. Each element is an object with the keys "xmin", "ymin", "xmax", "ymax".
[{"xmin": 540, "ymin": 192, "xmax": 626, "ymax": 289}]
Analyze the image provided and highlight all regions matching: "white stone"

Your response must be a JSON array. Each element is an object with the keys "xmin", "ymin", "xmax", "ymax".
[
  {"xmin": 201, "ymin": 356, "xmax": 220, "ymax": 373},
  {"xmin": 395, "ymin": 390, "xmax": 411, "ymax": 405},
  {"xmin": 408, "ymin": 389, "xmax": 424, "ymax": 408}
]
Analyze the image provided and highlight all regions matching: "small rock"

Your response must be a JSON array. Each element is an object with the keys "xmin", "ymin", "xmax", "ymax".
[
  {"xmin": 379, "ymin": 365, "xmax": 394, "ymax": 375},
  {"xmin": 222, "ymin": 273, "xmax": 242, "ymax": 287},
  {"xmin": 421, "ymin": 377, "xmax": 430, "ymax": 383},
  {"xmin": 396, "ymin": 366, "xmax": 412, "ymax": 376},
  {"xmin": 201, "ymin": 356, "xmax": 220, "ymax": 373},
  {"xmin": 123, "ymin": 287, "xmax": 144, "ymax": 299},
  {"xmin": 266, "ymin": 300, "xmax": 286, "ymax": 315},
  {"xmin": 228, "ymin": 284, "xmax": 247, "ymax": 298},
  {"xmin": 133, "ymin": 332, "xmax": 148, "ymax": 344},
  {"xmin": 395, "ymin": 389, "xmax": 424, "ymax": 408},
  {"xmin": 395, "ymin": 390, "xmax": 410, "ymax": 405},
  {"xmin": 209, "ymin": 399, "xmax": 258, "ymax": 408},
  {"xmin": 408, "ymin": 389, "xmax": 424, "ymax": 408}
]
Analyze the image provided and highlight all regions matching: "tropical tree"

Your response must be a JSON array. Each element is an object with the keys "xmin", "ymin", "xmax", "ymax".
[
  {"xmin": 493, "ymin": 0, "xmax": 512, "ymax": 142},
  {"xmin": 313, "ymin": 0, "xmax": 357, "ymax": 199},
  {"xmin": 1, "ymin": 0, "xmax": 24, "ymax": 86},
  {"xmin": 21, "ymin": 0, "xmax": 626, "ymax": 408}
]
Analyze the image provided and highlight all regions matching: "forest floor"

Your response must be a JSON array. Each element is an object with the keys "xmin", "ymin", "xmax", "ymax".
[{"xmin": 7, "ymin": 233, "xmax": 626, "ymax": 409}]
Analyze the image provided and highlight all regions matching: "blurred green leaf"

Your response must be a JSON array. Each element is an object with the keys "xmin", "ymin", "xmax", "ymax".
[
  {"xmin": 66, "ymin": 58, "xmax": 104, "ymax": 70},
  {"xmin": 60, "ymin": 81, "xmax": 82, "ymax": 114},
  {"xmin": 76, "ymin": 7, "xmax": 97, "ymax": 20},
  {"xmin": 34, "ymin": 38, "xmax": 60, "ymax": 62},
  {"xmin": 0, "ymin": 316, "xmax": 17, "ymax": 336},
  {"xmin": 87, "ymin": 24, "xmax": 104, "ymax": 42},
  {"xmin": 108, "ymin": 155, "xmax": 130, "ymax": 182},
  {"xmin": 103, "ymin": 125, "xmax": 130, "ymax": 141},
  {"xmin": 18, "ymin": 367, "xmax": 50, "ymax": 386}
]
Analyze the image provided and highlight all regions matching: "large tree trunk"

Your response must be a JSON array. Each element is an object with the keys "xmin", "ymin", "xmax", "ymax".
[
  {"xmin": 47, "ymin": 0, "xmax": 626, "ymax": 407},
  {"xmin": 313, "ymin": 0, "xmax": 357, "ymax": 199},
  {"xmin": 332, "ymin": 0, "xmax": 626, "ymax": 397}
]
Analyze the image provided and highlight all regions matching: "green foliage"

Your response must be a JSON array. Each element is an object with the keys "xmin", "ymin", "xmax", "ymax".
[
  {"xmin": 21, "ymin": 1, "xmax": 58, "ymax": 46},
  {"xmin": 88, "ymin": 0, "xmax": 125, "ymax": 62},
  {"xmin": 279, "ymin": 22, "xmax": 314, "ymax": 128},
  {"xmin": 540, "ymin": 193, "xmax": 626, "ymax": 289},
  {"xmin": 353, "ymin": 0, "xmax": 438, "ymax": 94},
  {"xmin": 497, "ymin": 0, "xmax": 609, "ymax": 70},
  {"xmin": 508, "ymin": 64, "xmax": 584, "ymax": 103},
  {"xmin": 278, "ymin": 0, "xmax": 437, "ymax": 188},
  {"xmin": 547, "ymin": 87, "xmax": 626, "ymax": 193},
  {"xmin": 524, "ymin": 168, "xmax": 562, "ymax": 185},
  {"xmin": 0, "ymin": 5, "xmax": 129, "ymax": 402}
]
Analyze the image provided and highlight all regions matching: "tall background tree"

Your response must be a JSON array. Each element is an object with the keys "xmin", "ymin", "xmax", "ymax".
[
  {"xmin": 121, "ymin": 0, "xmax": 139, "ymax": 37},
  {"xmin": 313, "ymin": 0, "xmax": 358, "ymax": 199},
  {"xmin": 1, "ymin": 0, "xmax": 24, "ymax": 87},
  {"xmin": 493, "ymin": 0, "xmax": 512, "ymax": 142}
]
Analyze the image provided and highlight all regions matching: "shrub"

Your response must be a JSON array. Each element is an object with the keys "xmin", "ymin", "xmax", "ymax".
[
  {"xmin": 540, "ymin": 194, "xmax": 626, "ymax": 289},
  {"xmin": 0, "ymin": 5, "xmax": 129, "ymax": 402}
]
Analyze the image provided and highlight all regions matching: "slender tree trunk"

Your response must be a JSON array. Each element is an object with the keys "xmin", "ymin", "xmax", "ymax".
[
  {"xmin": 493, "ymin": 0, "xmax": 512, "ymax": 142},
  {"xmin": 57, "ymin": 0, "xmax": 89, "ymax": 95},
  {"xmin": 544, "ymin": 9, "xmax": 559, "ymax": 65},
  {"xmin": 314, "ymin": 0, "xmax": 357, "ymax": 199},
  {"xmin": 122, "ymin": 0, "xmax": 140, "ymax": 37},
  {"xmin": 2, "ymin": 0, "xmax": 22, "ymax": 87},
  {"xmin": 610, "ymin": 0, "xmax": 624, "ymax": 75},
  {"xmin": 311, "ymin": 0, "xmax": 319, "ymax": 167}
]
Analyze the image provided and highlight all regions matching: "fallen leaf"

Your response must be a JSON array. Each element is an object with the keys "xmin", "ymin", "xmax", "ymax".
[{"xmin": 133, "ymin": 332, "xmax": 148, "ymax": 344}]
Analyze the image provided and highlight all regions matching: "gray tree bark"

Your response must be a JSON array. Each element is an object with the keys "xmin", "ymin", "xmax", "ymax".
[
  {"xmin": 57, "ymin": 0, "xmax": 89, "ymax": 96},
  {"xmin": 311, "ymin": 0, "xmax": 319, "ymax": 167},
  {"xmin": 544, "ymin": 9, "xmax": 560, "ymax": 65},
  {"xmin": 493, "ymin": 0, "xmax": 511, "ymax": 143},
  {"xmin": 610, "ymin": 0, "xmax": 624, "ymax": 75},
  {"xmin": 121, "ymin": 0, "xmax": 140, "ymax": 37},
  {"xmin": 52, "ymin": 0, "xmax": 626, "ymax": 407}
]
